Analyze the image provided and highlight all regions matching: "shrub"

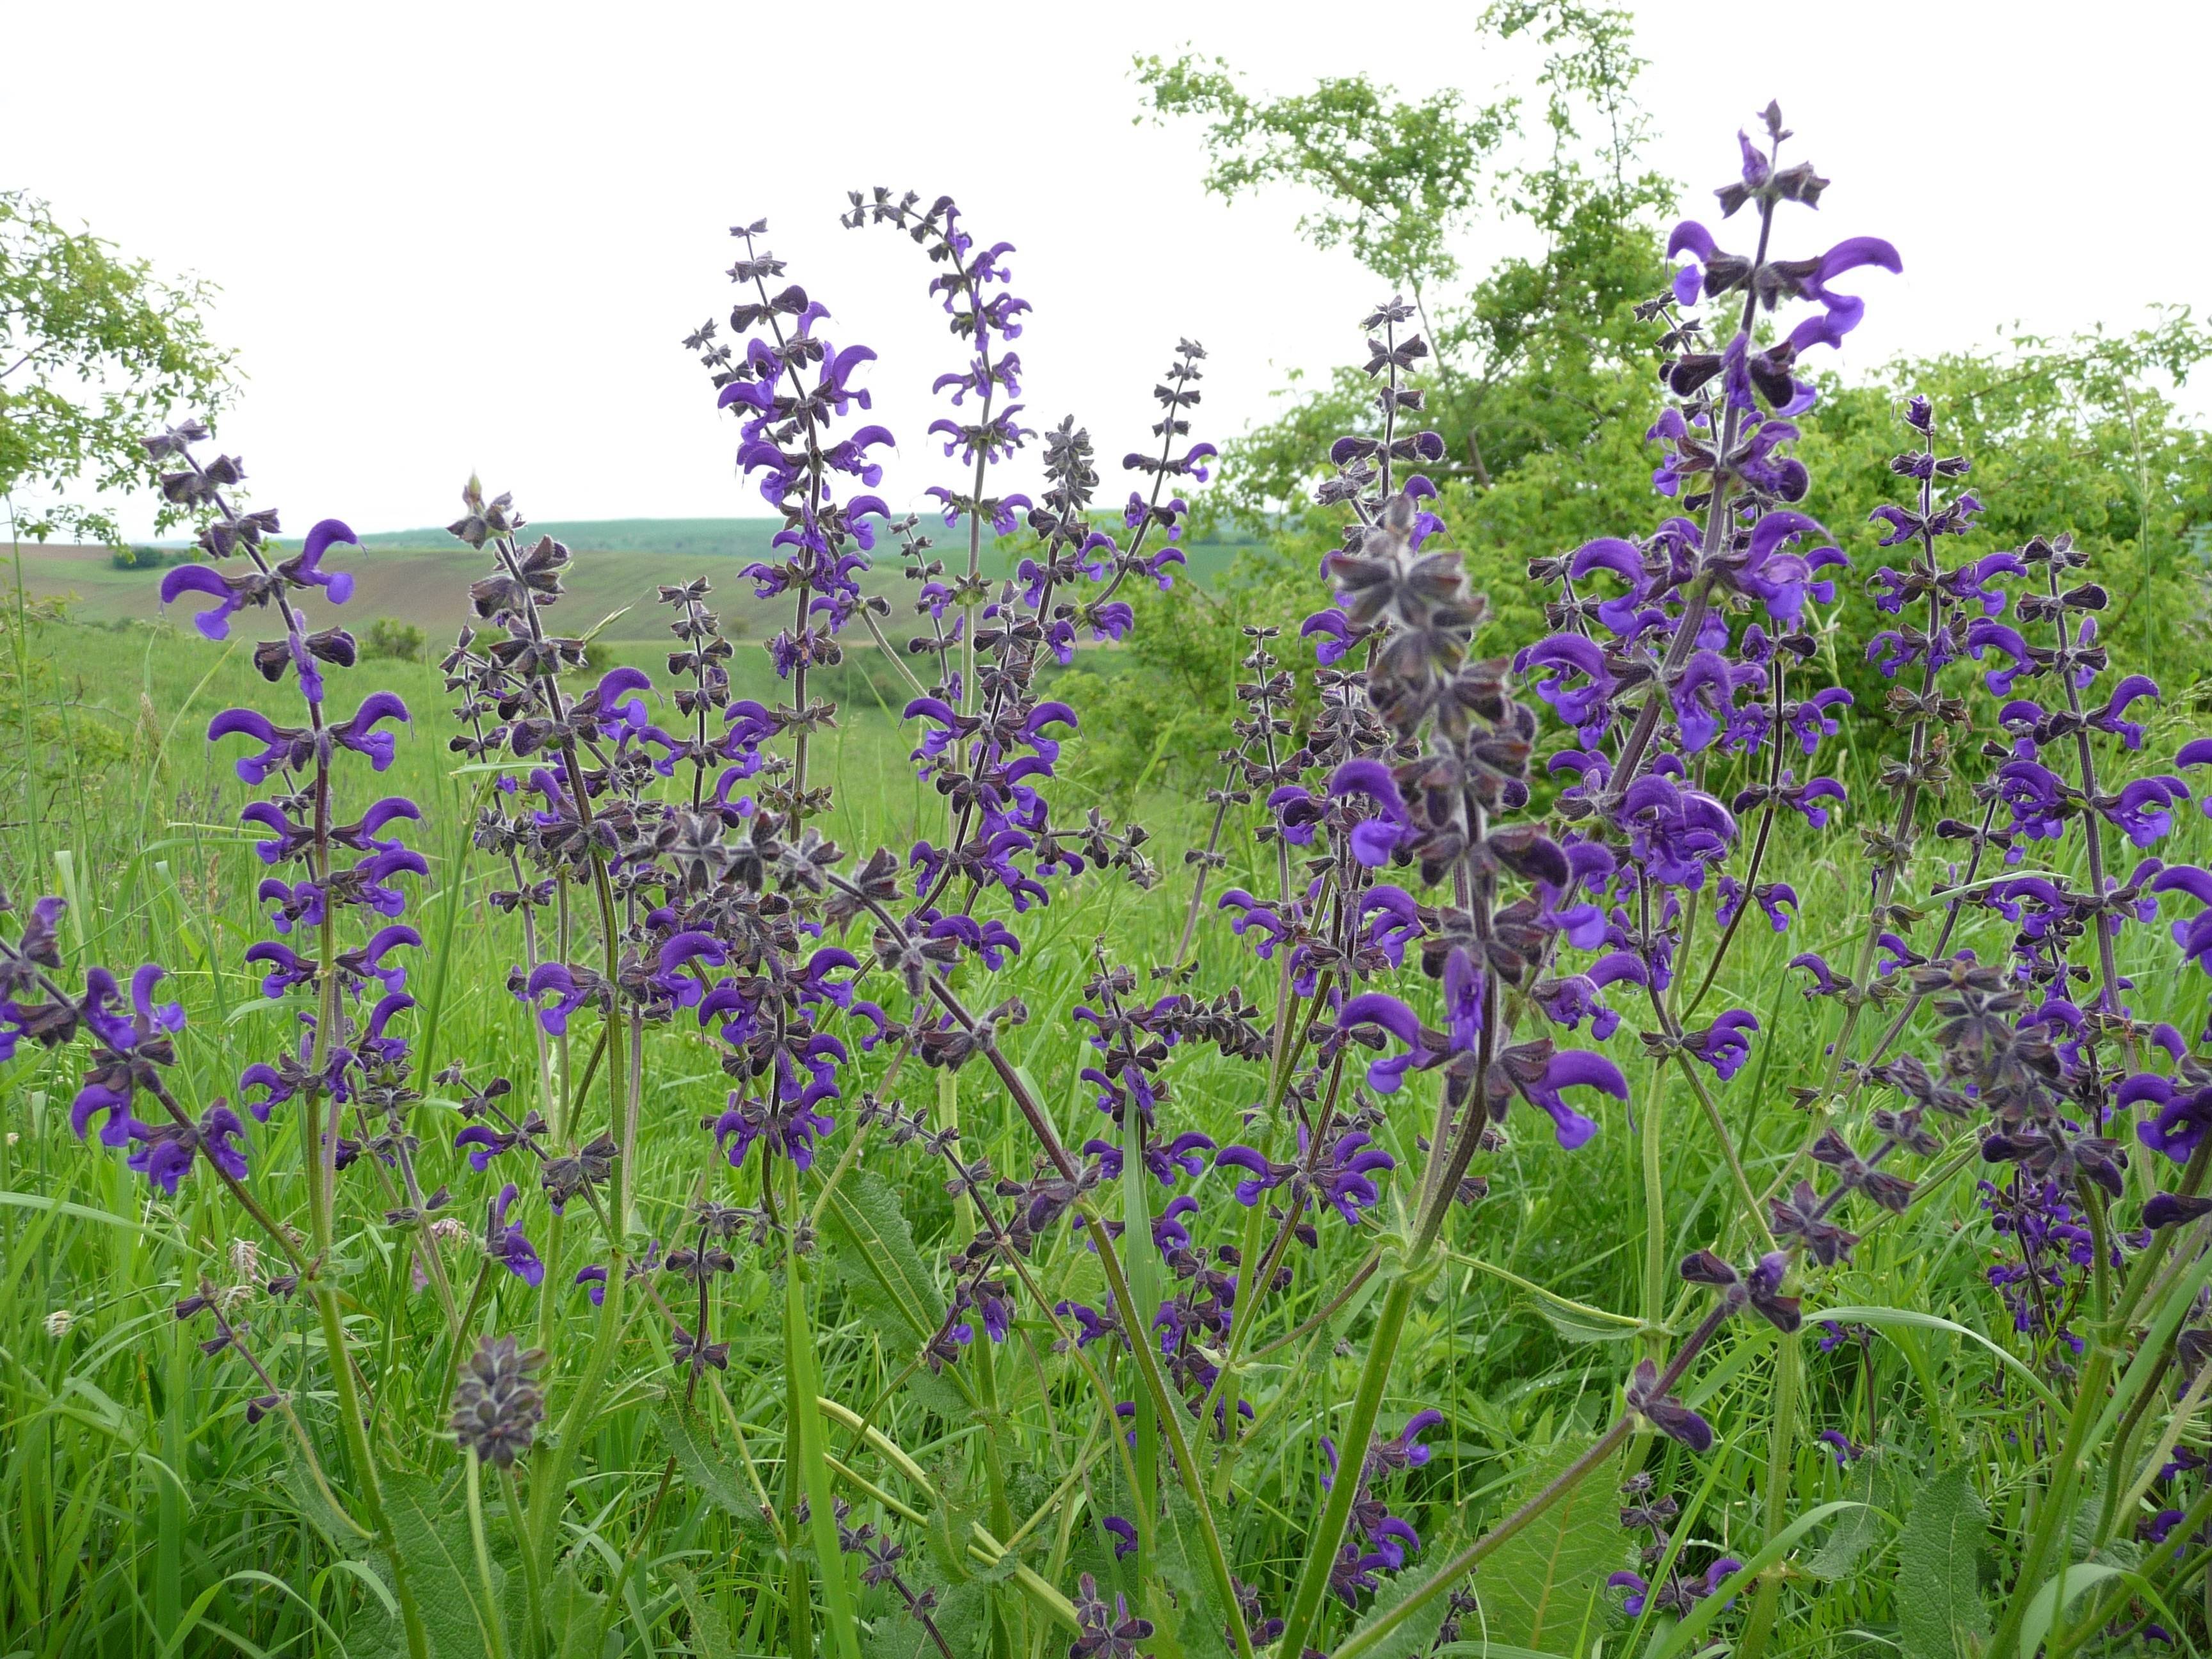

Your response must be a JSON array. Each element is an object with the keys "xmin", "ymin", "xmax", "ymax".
[{"xmin": 364, "ymin": 616, "xmax": 426, "ymax": 662}]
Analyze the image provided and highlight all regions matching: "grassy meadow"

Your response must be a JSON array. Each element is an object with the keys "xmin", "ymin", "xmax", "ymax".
[
  {"xmin": 3, "ymin": 531, "xmax": 2210, "ymax": 1658},
  {"xmin": 6, "ymin": 521, "xmax": 1259, "ymax": 643}
]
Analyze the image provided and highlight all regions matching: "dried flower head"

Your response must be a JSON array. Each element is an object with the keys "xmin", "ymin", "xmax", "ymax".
[{"xmin": 449, "ymin": 1334, "xmax": 547, "ymax": 1466}]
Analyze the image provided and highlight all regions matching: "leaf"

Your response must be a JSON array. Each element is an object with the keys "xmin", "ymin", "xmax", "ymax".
[
  {"xmin": 655, "ymin": 1402, "xmax": 773, "ymax": 1544},
  {"xmin": 2019, "ymin": 1562, "xmax": 2181, "ymax": 1659},
  {"xmin": 1340, "ymin": 1548, "xmax": 1462, "ymax": 1659},
  {"xmin": 550, "ymin": 1564, "xmax": 609, "ymax": 1659},
  {"xmin": 865, "ymin": 1571, "xmax": 988, "ymax": 1659},
  {"xmin": 1531, "ymin": 1298, "xmax": 1639, "ymax": 1345},
  {"xmin": 668, "ymin": 1564, "xmax": 735, "ymax": 1659},
  {"xmin": 1803, "ymin": 1458, "xmax": 1890, "ymax": 1582},
  {"xmin": 1148, "ymin": 1487, "xmax": 1232, "ymax": 1659},
  {"xmin": 1896, "ymin": 1465, "xmax": 1990, "ymax": 1659},
  {"xmin": 822, "ymin": 1171, "xmax": 976, "ymax": 1415},
  {"xmin": 384, "ymin": 1470, "xmax": 505, "ymax": 1659},
  {"xmin": 1469, "ymin": 1434, "xmax": 1624, "ymax": 1653}
]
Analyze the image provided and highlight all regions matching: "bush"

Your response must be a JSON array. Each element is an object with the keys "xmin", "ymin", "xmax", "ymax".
[{"xmin": 363, "ymin": 616, "xmax": 426, "ymax": 662}]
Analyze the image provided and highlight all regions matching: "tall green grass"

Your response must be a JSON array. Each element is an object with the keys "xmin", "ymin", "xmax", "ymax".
[{"xmin": 1, "ymin": 597, "xmax": 2207, "ymax": 1657}]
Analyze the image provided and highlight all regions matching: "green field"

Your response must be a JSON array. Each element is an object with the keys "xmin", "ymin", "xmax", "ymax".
[
  {"xmin": 9, "ymin": 520, "xmax": 1259, "ymax": 643},
  {"xmin": 7, "ymin": 536, "xmax": 2212, "ymax": 1658}
]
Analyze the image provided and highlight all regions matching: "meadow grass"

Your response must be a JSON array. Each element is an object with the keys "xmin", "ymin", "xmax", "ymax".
[{"xmin": 2, "ymin": 593, "xmax": 2207, "ymax": 1658}]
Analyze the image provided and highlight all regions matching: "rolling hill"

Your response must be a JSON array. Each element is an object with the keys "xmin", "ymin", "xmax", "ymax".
[{"xmin": 3, "ymin": 518, "xmax": 1257, "ymax": 644}]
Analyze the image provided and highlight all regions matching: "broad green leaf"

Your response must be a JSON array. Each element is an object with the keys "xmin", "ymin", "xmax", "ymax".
[
  {"xmin": 1340, "ymin": 1547, "xmax": 1463, "ymax": 1659},
  {"xmin": 865, "ymin": 1569, "xmax": 988, "ymax": 1659},
  {"xmin": 282, "ymin": 1461, "xmax": 369, "ymax": 1555},
  {"xmin": 822, "ymin": 1171, "xmax": 976, "ymax": 1414},
  {"xmin": 1147, "ymin": 1486, "xmax": 1231, "ymax": 1659},
  {"xmin": 1802, "ymin": 1458, "xmax": 1891, "ymax": 1582},
  {"xmin": 1469, "ymin": 1433, "xmax": 1624, "ymax": 1653},
  {"xmin": 1896, "ymin": 1465, "xmax": 1989, "ymax": 1659},
  {"xmin": 551, "ymin": 1564, "xmax": 611, "ymax": 1659},
  {"xmin": 385, "ymin": 1470, "xmax": 505, "ymax": 1659},
  {"xmin": 655, "ymin": 1402, "xmax": 773, "ymax": 1544},
  {"xmin": 1532, "ymin": 1297, "xmax": 1639, "ymax": 1345},
  {"xmin": 668, "ymin": 1564, "xmax": 735, "ymax": 1659},
  {"xmin": 2019, "ymin": 1562, "xmax": 2181, "ymax": 1659}
]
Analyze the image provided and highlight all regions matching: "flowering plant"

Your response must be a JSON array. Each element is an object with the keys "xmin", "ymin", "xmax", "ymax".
[{"xmin": 11, "ymin": 99, "xmax": 2212, "ymax": 1659}]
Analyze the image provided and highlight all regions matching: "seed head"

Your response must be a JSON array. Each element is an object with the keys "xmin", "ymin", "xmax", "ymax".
[{"xmin": 450, "ymin": 1334, "xmax": 547, "ymax": 1466}]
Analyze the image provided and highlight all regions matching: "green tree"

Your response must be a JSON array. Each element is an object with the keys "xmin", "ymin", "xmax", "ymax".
[
  {"xmin": 1104, "ymin": 4, "xmax": 1671, "ymax": 796},
  {"xmin": 1139, "ymin": 2, "xmax": 1671, "ymax": 515},
  {"xmin": 1113, "ymin": 18, "xmax": 2212, "ymax": 799},
  {"xmin": 1, "ymin": 189, "xmax": 233, "ymax": 544}
]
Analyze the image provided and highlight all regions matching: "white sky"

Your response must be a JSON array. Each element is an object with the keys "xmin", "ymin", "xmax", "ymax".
[{"xmin": 11, "ymin": 0, "xmax": 2205, "ymax": 541}]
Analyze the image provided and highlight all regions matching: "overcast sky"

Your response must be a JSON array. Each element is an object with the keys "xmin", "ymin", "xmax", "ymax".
[{"xmin": 12, "ymin": 1, "xmax": 2204, "ymax": 541}]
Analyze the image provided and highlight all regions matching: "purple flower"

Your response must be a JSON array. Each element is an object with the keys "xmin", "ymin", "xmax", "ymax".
[
  {"xmin": 127, "ymin": 1103, "xmax": 250, "ymax": 1195},
  {"xmin": 1498, "ymin": 1044, "xmax": 1630, "ymax": 1150},
  {"xmin": 1327, "ymin": 759, "xmax": 1411, "ymax": 867},
  {"xmin": 1533, "ymin": 950, "xmax": 1647, "ymax": 1039},
  {"xmin": 1626, "ymin": 1356, "xmax": 1711, "ymax": 1452},
  {"xmin": 1614, "ymin": 776, "xmax": 1737, "ymax": 890},
  {"xmin": 1683, "ymin": 1010, "xmax": 1758, "ymax": 1082},
  {"xmin": 489, "ymin": 1183, "xmax": 544, "ymax": 1286},
  {"xmin": 2105, "ymin": 776, "xmax": 2188, "ymax": 849},
  {"xmin": 332, "ymin": 691, "xmax": 412, "ymax": 772},
  {"xmin": 1333, "ymin": 991, "xmax": 1439, "ymax": 1093}
]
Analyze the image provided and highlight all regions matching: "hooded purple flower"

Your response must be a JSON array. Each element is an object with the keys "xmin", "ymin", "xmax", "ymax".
[{"xmin": 489, "ymin": 1183, "xmax": 544, "ymax": 1286}]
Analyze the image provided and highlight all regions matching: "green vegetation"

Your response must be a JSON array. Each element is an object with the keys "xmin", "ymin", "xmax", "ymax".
[
  {"xmin": 1, "ymin": 189, "xmax": 232, "ymax": 545},
  {"xmin": 2, "ymin": 559, "xmax": 2209, "ymax": 1656}
]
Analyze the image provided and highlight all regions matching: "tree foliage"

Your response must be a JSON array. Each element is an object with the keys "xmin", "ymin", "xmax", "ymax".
[
  {"xmin": 1098, "ymin": 10, "xmax": 2212, "ymax": 803},
  {"xmin": 0, "ymin": 189, "xmax": 232, "ymax": 543}
]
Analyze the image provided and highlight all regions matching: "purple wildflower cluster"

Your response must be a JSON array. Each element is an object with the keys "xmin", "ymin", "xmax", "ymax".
[
  {"xmin": 1609, "ymin": 1470, "xmax": 1743, "ymax": 1621},
  {"xmin": 17, "ymin": 94, "xmax": 2212, "ymax": 1659}
]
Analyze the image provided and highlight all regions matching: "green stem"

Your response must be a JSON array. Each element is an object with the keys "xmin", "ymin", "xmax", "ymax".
[
  {"xmin": 1334, "ymin": 1415, "xmax": 1635, "ymax": 1659},
  {"xmin": 1273, "ymin": 1273, "xmax": 1419, "ymax": 1659},
  {"xmin": 465, "ymin": 1454, "xmax": 512, "ymax": 1659},
  {"xmin": 1121, "ymin": 1104, "xmax": 1161, "ymax": 1569},
  {"xmin": 789, "ymin": 1269, "xmax": 865, "ymax": 1659},
  {"xmin": 1641, "ymin": 1054, "xmax": 1669, "ymax": 1363},
  {"xmin": 1735, "ymin": 1328, "xmax": 1802, "ymax": 1659},
  {"xmin": 502, "ymin": 1466, "xmax": 543, "ymax": 1658}
]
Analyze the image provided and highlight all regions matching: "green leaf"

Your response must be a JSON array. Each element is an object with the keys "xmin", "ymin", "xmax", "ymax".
[
  {"xmin": 655, "ymin": 1402, "xmax": 773, "ymax": 1543},
  {"xmin": 668, "ymin": 1564, "xmax": 735, "ymax": 1659},
  {"xmin": 2019, "ymin": 1562, "xmax": 2181, "ymax": 1659},
  {"xmin": 822, "ymin": 1171, "xmax": 976, "ymax": 1415},
  {"xmin": 550, "ymin": 1564, "xmax": 609, "ymax": 1659},
  {"xmin": 385, "ymin": 1470, "xmax": 506, "ymax": 1659},
  {"xmin": 1802, "ymin": 1458, "xmax": 1891, "ymax": 1582},
  {"xmin": 281, "ymin": 1461, "xmax": 369, "ymax": 1557},
  {"xmin": 1895, "ymin": 1465, "xmax": 1990, "ymax": 1659},
  {"xmin": 1340, "ymin": 1548, "xmax": 1462, "ymax": 1659},
  {"xmin": 1148, "ymin": 1487, "xmax": 1231, "ymax": 1659},
  {"xmin": 1469, "ymin": 1433, "xmax": 1624, "ymax": 1653},
  {"xmin": 1531, "ymin": 1297, "xmax": 1640, "ymax": 1345},
  {"xmin": 865, "ymin": 1571, "xmax": 988, "ymax": 1659}
]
